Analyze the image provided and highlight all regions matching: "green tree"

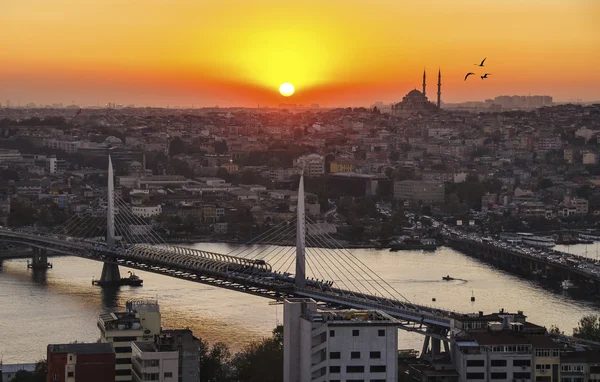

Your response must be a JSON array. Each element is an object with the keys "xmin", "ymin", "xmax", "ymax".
[
  {"xmin": 200, "ymin": 341, "xmax": 233, "ymax": 382},
  {"xmin": 573, "ymin": 314, "xmax": 600, "ymax": 342},
  {"xmin": 9, "ymin": 359, "xmax": 46, "ymax": 382},
  {"xmin": 231, "ymin": 326, "xmax": 283, "ymax": 381},
  {"xmin": 537, "ymin": 178, "xmax": 553, "ymax": 190},
  {"xmin": 169, "ymin": 137, "xmax": 186, "ymax": 157},
  {"xmin": 548, "ymin": 325, "xmax": 562, "ymax": 334}
]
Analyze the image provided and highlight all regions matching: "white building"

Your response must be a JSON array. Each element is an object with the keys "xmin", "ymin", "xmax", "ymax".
[
  {"xmin": 131, "ymin": 336, "xmax": 179, "ymax": 382},
  {"xmin": 46, "ymin": 156, "xmax": 57, "ymax": 174},
  {"xmin": 294, "ymin": 154, "xmax": 325, "ymax": 177},
  {"xmin": 132, "ymin": 205, "xmax": 162, "ymax": 218},
  {"xmin": 284, "ymin": 298, "xmax": 398, "ymax": 382},
  {"xmin": 98, "ymin": 300, "xmax": 162, "ymax": 382},
  {"xmin": 43, "ymin": 138, "xmax": 82, "ymax": 154},
  {"xmin": 0, "ymin": 149, "xmax": 22, "ymax": 163}
]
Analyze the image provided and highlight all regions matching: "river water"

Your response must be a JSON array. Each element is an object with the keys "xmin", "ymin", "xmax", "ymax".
[{"xmin": 1, "ymin": 243, "xmax": 598, "ymax": 363}]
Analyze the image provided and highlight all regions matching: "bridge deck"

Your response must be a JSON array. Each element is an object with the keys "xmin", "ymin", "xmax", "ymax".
[{"xmin": 0, "ymin": 229, "xmax": 456, "ymax": 328}]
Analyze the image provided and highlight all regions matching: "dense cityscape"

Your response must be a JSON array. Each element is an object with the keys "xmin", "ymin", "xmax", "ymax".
[
  {"xmin": 1, "ymin": 88, "xmax": 600, "ymax": 382},
  {"xmin": 2, "ymin": 0, "xmax": 600, "ymax": 381}
]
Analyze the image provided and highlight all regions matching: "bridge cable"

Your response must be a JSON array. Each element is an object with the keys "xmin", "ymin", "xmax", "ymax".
[
  {"xmin": 238, "ymin": 226, "xmax": 297, "ymax": 275},
  {"xmin": 305, "ymin": 225, "xmax": 383, "ymax": 298},
  {"xmin": 223, "ymin": 217, "xmax": 296, "ymax": 259},
  {"xmin": 306, "ymin": 219, "xmax": 409, "ymax": 308},
  {"xmin": 304, "ymin": 235, "xmax": 362, "ymax": 297},
  {"xmin": 306, "ymin": 216, "xmax": 414, "ymax": 309},
  {"xmin": 50, "ymin": 198, "xmax": 103, "ymax": 236}
]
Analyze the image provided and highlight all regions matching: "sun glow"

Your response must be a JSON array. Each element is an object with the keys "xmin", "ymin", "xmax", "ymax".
[{"xmin": 279, "ymin": 83, "xmax": 295, "ymax": 97}]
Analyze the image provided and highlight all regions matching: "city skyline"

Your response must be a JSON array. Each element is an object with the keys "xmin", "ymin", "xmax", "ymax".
[{"xmin": 1, "ymin": 0, "xmax": 599, "ymax": 107}]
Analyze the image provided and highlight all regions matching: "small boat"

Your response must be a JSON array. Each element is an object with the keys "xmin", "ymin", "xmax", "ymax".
[{"xmin": 442, "ymin": 275, "xmax": 455, "ymax": 281}]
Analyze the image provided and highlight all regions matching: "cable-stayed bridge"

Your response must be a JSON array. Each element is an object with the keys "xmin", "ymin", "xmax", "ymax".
[{"xmin": 0, "ymin": 156, "xmax": 458, "ymax": 354}]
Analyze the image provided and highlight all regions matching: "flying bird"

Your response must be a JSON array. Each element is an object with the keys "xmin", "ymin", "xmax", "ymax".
[
  {"xmin": 481, "ymin": 73, "xmax": 491, "ymax": 79},
  {"xmin": 475, "ymin": 57, "xmax": 486, "ymax": 67},
  {"xmin": 464, "ymin": 72, "xmax": 475, "ymax": 81}
]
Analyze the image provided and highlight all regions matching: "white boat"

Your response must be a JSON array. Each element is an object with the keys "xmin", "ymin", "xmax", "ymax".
[
  {"xmin": 499, "ymin": 232, "xmax": 522, "ymax": 246},
  {"xmin": 517, "ymin": 233, "xmax": 555, "ymax": 248},
  {"xmin": 578, "ymin": 233, "xmax": 600, "ymax": 241},
  {"xmin": 561, "ymin": 280, "xmax": 577, "ymax": 290}
]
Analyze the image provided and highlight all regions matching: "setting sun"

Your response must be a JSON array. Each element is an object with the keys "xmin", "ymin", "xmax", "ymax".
[{"xmin": 279, "ymin": 83, "xmax": 295, "ymax": 97}]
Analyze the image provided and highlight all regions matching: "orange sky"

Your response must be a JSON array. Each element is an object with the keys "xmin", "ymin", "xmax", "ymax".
[{"xmin": 1, "ymin": 0, "xmax": 599, "ymax": 107}]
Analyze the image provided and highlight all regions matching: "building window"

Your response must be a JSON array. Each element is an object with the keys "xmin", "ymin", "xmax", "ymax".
[
  {"xmin": 370, "ymin": 365, "xmax": 386, "ymax": 372},
  {"xmin": 115, "ymin": 369, "xmax": 132, "ymax": 376},
  {"xmin": 330, "ymin": 366, "xmax": 341, "ymax": 373},
  {"xmin": 370, "ymin": 351, "xmax": 381, "ymax": 359},
  {"xmin": 144, "ymin": 359, "xmax": 160, "ymax": 367},
  {"xmin": 69, "ymin": 356, "xmax": 72, "ymax": 361},
  {"xmin": 514, "ymin": 360, "xmax": 531, "ymax": 367},
  {"xmin": 114, "ymin": 336, "xmax": 138, "ymax": 342},
  {"xmin": 347, "ymin": 366, "xmax": 365, "ymax": 373},
  {"xmin": 114, "ymin": 346, "xmax": 131, "ymax": 353},
  {"xmin": 491, "ymin": 372, "xmax": 507, "ymax": 379},
  {"xmin": 491, "ymin": 360, "xmax": 507, "ymax": 367},
  {"xmin": 370, "ymin": 380, "xmax": 386, "ymax": 382},
  {"xmin": 536, "ymin": 364, "xmax": 551, "ymax": 370},
  {"xmin": 351, "ymin": 351, "xmax": 361, "ymax": 359},
  {"xmin": 466, "ymin": 373, "xmax": 485, "ymax": 380},
  {"xmin": 514, "ymin": 372, "xmax": 531, "ymax": 379},
  {"xmin": 164, "ymin": 372, "xmax": 173, "ymax": 378},
  {"xmin": 330, "ymin": 330, "xmax": 335, "ymax": 337},
  {"xmin": 116, "ymin": 358, "xmax": 131, "ymax": 364},
  {"xmin": 378, "ymin": 329, "xmax": 385, "ymax": 337},
  {"xmin": 53, "ymin": 375, "xmax": 59, "ymax": 382},
  {"xmin": 352, "ymin": 329, "xmax": 360, "ymax": 337},
  {"xmin": 67, "ymin": 372, "xmax": 74, "ymax": 377},
  {"xmin": 467, "ymin": 360, "xmax": 485, "ymax": 367},
  {"xmin": 536, "ymin": 377, "xmax": 551, "ymax": 382},
  {"xmin": 330, "ymin": 352, "xmax": 341, "ymax": 359}
]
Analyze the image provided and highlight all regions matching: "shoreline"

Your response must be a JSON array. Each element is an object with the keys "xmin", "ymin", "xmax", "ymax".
[{"xmin": 163, "ymin": 237, "xmax": 384, "ymax": 249}]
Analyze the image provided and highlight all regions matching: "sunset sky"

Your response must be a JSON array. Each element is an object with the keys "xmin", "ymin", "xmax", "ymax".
[{"xmin": 1, "ymin": 0, "xmax": 599, "ymax": 107}]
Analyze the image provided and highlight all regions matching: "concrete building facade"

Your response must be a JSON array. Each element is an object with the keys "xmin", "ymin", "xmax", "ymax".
[
  {"xmin": 284, "ymin": 298, "xmax": 398, "ymax": 382},
  {"xmin": 46, "ymin": 343, "xmax": 116, "ymax": 382}
]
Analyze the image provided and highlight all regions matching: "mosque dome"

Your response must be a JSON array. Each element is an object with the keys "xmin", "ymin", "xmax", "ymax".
[{"xmin": 406, "ymin": 89, "xmax": 424, "ymax": 97}]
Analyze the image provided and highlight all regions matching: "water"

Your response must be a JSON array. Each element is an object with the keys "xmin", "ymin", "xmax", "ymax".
[
  {"xmin": 556, "ymin": 243, "xmax": 600, "ymax": 261},
  {"xmin": 1, "ymin": 243, "xmax": 599, "ymax": 363}
]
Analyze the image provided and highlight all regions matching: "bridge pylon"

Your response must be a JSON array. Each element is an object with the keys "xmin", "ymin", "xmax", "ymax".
[
  {"xmin": 99, "ymin": 154, "xmax": 121, "ymax": 285},
  {"xmin": 295, "ymin": 174, "xmax": 306, "ymax": 287},
  {"xmin": 27, "ymin": 248, "xmax": 52, "ymax": 269}
]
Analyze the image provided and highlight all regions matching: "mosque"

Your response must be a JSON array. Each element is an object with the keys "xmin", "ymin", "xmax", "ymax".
[{"xmin": 391, "ymin": 69, "xmax": 441, "ymax": 117}]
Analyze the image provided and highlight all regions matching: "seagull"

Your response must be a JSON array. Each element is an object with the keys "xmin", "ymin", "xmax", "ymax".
[
  {"xmin": 475, "ymin": 57, "xmax": 486, "ymax": 67},
  {"xmin": 464, "ymin": 72, "xmax": 475, "ymax": 81},
  {"xmin": 481, "ymin": 73, "xmax": 491, "ymax": 79}
]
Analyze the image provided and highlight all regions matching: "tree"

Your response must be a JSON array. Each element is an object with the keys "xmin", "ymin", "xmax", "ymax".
[
  {"xmin": 169, "ymin": 137, "xmax": 186, "ymax": 157},
  {"xmin": 200, "ymin": 341, "xmax": 233, "ymax": 382},
  {"xmin": 537, "ymin": 178, "xmax": 554, "ymax": 190},
  {"xmin": 9, "ymin": 359, "xmax": 46, "ymax": 382},
  {"xmin": 231, "ymin": 325, "xmax": 283, "ymax": 381},
  {"xmin": 573, "ymin": 314, "xmax": 600, "ymax": 342},
  {"xmin": 548, "ymin": 325, "xmax": 562, "ymax": 334}
]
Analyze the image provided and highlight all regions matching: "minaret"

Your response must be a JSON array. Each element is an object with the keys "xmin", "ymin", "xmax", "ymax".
[
  {"xmin": 437, "ymin": 69, "xmax": 442, "ymax": 109},
  {"xmin": 422, "ymin": 69, "xmax": 427, "ymax": 99}
]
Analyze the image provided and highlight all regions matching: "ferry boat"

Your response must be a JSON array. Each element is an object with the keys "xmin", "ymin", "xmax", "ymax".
[
  {"xmin": 390, "ymin": 237, "xmax": 438, "ymax": 251},
  {"xmin": 499, "ymin": 232, "xmax": 522, "ymax": 246},
  {"xmin": 578, "ymin": 231, "xmax": 600, "ymax": 242},
  {"xmin": 517, "ymin": 233, "xmax": 555, "ymax": 248},
  {"xmin": 92, "ymin": 271, "xmax": 143, "ymax": 287}
]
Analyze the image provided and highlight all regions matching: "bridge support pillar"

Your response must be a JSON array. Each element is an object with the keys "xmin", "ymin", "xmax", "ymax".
[
  {"xmin": 100, "ymin": 263, "xmax": 121, "ymax": 284},
  {"xmin": 28, "ymin": 248, "xmax": 52, "ymax": 269}
]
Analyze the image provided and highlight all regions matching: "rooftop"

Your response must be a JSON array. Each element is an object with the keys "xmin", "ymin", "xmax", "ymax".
[
  {"xmin": 463, "ymin": 331, "xmax": 561, "ymax": 348},
  {"xmin": 48, "ymin": 343, "xmax": 115, "ymax": 355},
  {"xmin": 305, "ymin": 308, "xmax": 397, "ymax": 325}
]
